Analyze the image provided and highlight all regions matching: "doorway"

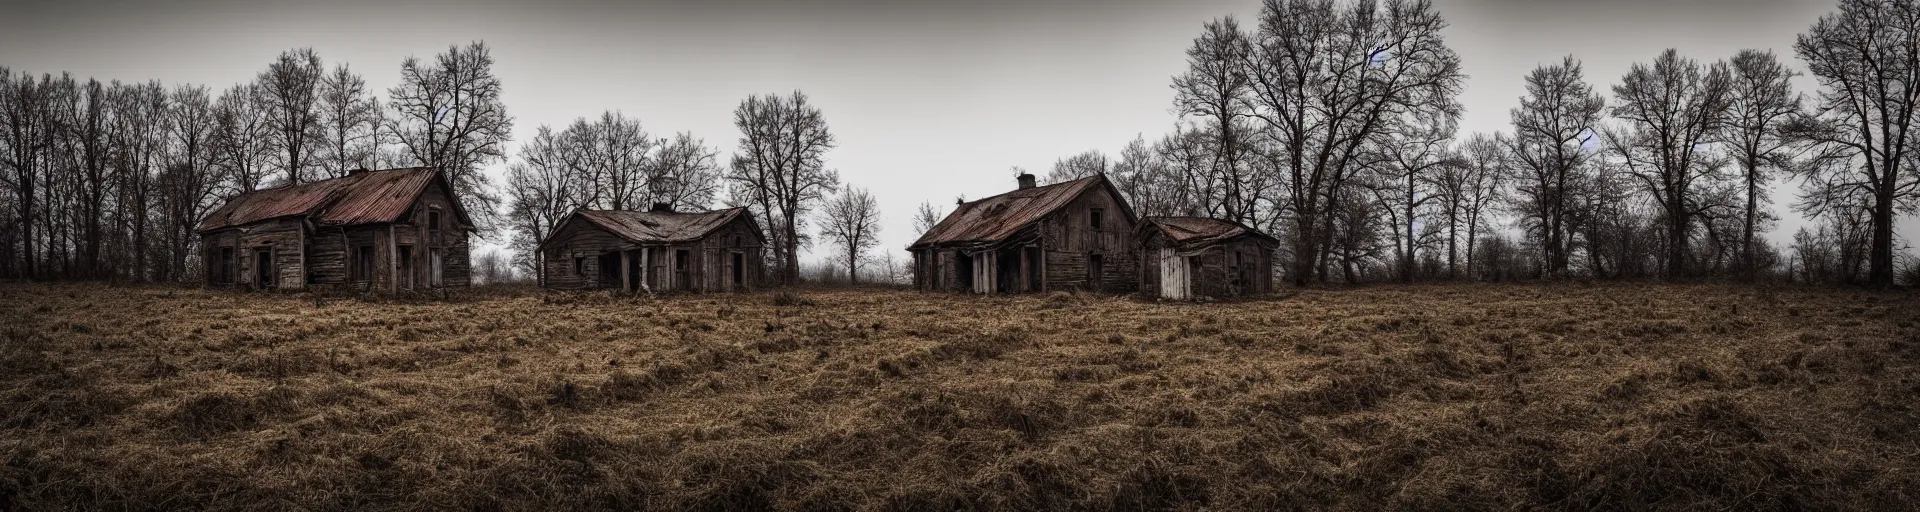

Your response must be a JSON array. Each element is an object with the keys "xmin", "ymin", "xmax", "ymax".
[
  {"xmin": 598, "ymin": 252, "xmax": 620, "ymax": 289},
  {"xmin": 254, "ymin": 249, "xmax": 273, "ymax": 290},
  {"xmin": 397, "ymin": 245, "xmax": 414, "ymax": 290},
  {"xmin": 674, "ymin": 249, "xmax": 691, "ymax": 290},
  {"xmin": 1088, "ymin": 253, "xmax": 1105, "ymax": 290},
  {"xmin": 954, "ymin": 251, "xmax": 974, "ymax": 291},
  {"xmin": 731, "ymin": 252, "xmax": 744, "ymax": 289},
  {"xmin": 995, "ymin": 249, "xmax": 1020, "ymax": 293}
]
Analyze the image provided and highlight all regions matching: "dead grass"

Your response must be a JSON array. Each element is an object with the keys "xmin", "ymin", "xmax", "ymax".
[{"xmin": 1, "ymin": 282, "xmax": 1918, "ymax": 510}]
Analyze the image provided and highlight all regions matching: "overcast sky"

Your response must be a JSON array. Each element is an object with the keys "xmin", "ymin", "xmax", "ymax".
[{"xmin": 5, "ymin": 0, "xmax": 1909, "ymax": 267}]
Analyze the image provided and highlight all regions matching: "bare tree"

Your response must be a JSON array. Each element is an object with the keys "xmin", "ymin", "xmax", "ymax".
[
  {"xmin": 1720, "ymin": 49, "xmax": 1802, "ymax": 276},
  {"xmin": 316, "ymin": 63, "xmax": 380, "ymax": 178},
  {"xmin": 726, "ymin": 90, "xmax": 838, "ymax": 285},
  {"xmin": 157, "ymin": 84, "xmax": 218, "ymax": 282},
  {"xmin": 474, "ymin": 249, "xmax": 511, "ymax": 285},
  {"xmin": 1788, "ymin": 0, "xmax": 1920, "ymax": 286},
  {"xmin": 503, "ymin": 126, "xmax": 583, "ymax": 282},
  {"xmin": 819, "ymin": 185, "xmax": 880, "ymax": 284},
  {"xmin": 1363, "ymin": 115, "xmax": 1455, "ymax": 282},
  {"xmin": 387, "ymin": 41, "xmax": 514, "ymax": 235},
  {"xmin": 1605, "ymin": 49, "xmax": 1735, "ymax": 277},
  {"xmin": 1244, "ymin": 0, "xmax": 1465, "ymax": 286},
  {"xmin": 1506, "ymin": 57, "xmax": 1606, "ymax": 278},
  {"xmin": 1172, "ymin": 15, "xmax": 1262, "ymax": 224},
  {"xmin": 560, "ymin": 111, "xmax": 653, "ymax": 210},
  {"xmin": 1045, "ymin": 149, "xmax": 1109, "ymax": 184},
  {"xmin": 912, "ymin": 200, "xmax": 944, "ymax": 239},
  {"xmin": 211, "ymin": 84, "xmax": 273, "ymax": 196},
  {"xmin": 650, "ymin": 131, "xmax": 722, "ymax": 209},
  {"xmin": 1, "ymin": 69, "xmax": 46, "ymax": 279},
  {"xmin": 1435, "ymin": 132, "xmax": 1503, "ymax": 277},
  {"xmin": 257, "ymin": 48, "xmax": 324, "ymax": 186},
  {"xmin": 1109, "ymin": 134, "xmax": 1183, "ymax": 217}
]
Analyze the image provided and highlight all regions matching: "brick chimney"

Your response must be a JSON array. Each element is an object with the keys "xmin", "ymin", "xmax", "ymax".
[
  {"xmin": 650, "ymin": 202, "xmax": 675, "ymax": 213},
  {"xmin": 1017, "ymin": 172, "xmax": 1037, "ymax": 190},
  {"xmin": 346, "ymin": 167, "xmax": 368, "ymax": 176}
]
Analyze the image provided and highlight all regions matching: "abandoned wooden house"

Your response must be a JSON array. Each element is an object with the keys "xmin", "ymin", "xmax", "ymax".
[
  {"xmin": 909, "ymin": 173, "xmax": 1139, "ymax": 293},
  {"xmin": 536, "ymin": 204, "xmax": 764, "ymax": 292},
  {"xmin": 196, "ymin": 167, "xmax": 474, "ymax": 292},
  {"xmin": 1137, "ymin": 216, "xmax": 1278, "ymax": 300}
]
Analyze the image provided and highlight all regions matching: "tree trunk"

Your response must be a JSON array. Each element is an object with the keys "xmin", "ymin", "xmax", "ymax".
[{"xmin": 1869, "ymin": 189, "xmax": 1896, "ymax": 287}]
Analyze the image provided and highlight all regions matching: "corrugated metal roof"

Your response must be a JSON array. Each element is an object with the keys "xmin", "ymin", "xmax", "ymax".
[
  {"xmin": 1141, "ymin": 216, "xmax": 1278, "ymax": 247},
  {"xmin": 571, "ymin": 207, "xmax": 752, "ymax": 245},
  {"xmin": 909, "ymin": 175, "xmax": 1106, "ymax": 248},
  {"xmin": 315, "ymin": 167, "xmax": 440, "ymax": 226},
  {"xmin": 196, "ymin": 167, "xmax": 441, "ymax": 233}
]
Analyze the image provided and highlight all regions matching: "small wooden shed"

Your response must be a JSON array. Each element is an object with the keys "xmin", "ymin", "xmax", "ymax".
[
  {"xmin": 537, "ymin": 204, "xmax": 764, "ymax": 293},
  {"xmin": 1137, "ymin": 217, "xmax": 1278, "ymax": 300},
  {"xmin": 196, "ymin": 167, "xmax": 474, "ymax": 292},
  {"xmin": 909, "ymin": 173, "xmax": 1139, "ymax": 294}
]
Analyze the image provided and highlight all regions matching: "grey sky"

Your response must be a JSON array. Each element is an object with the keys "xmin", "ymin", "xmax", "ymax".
[{"xmin": 4, "ymin": 0, "xmax": 1907, "ymax": 267}]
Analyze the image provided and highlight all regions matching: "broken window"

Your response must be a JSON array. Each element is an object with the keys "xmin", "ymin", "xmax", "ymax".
[
  {"xmin": 1090, "ymin": 208, "xmax": 1105, "ymax": 231},
  {"xmin": 428, "ymin": 210, "xmax": 442, "ymax": 231}
]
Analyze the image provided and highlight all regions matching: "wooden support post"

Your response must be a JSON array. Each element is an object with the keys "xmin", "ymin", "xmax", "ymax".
[{"xmin": 620, "ymin": 250, "xmax": 632, "ymax": 293}]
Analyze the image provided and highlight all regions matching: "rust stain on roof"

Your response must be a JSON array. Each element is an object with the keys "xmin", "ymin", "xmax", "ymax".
[
  {"xmin": 1141, "ymin": 216, "xmax": 1278, "ymax": 247},
  {"xmin": 571, "ymin": 208, "xmax": 753, "ymax": 245},
  {"xmin": 909, "ymin": 175, "xmax": 1106, "ymax": 248},
  {"xmin": 196, "ymin": 167, "xmax": 443, "ymax": 233}
]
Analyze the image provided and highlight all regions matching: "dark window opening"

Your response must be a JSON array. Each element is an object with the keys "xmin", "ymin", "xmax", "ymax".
[
  {"xmin": 428, "ymin": 210, "xmax": 442, "ymax": 231},
  {"xmin": 1090, "ymin": 208, "xmax": 1105, "ymax": 231},
  {"xmin": 574, "ymin": 257, "xmax": 587, "ymax": 276},
  {"xmin": 353, "ymin": 245, "xmax": 374, "ymax": 281}
]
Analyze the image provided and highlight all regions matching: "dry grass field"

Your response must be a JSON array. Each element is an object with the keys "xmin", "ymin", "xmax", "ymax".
[{"xmin": 2, "ymin": 282, "xmax": 1918, "ymax": 510}]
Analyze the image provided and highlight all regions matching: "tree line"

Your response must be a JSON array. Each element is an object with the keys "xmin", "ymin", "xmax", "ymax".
[
  {"xmin": 8, "ymin": 0, "xmax": 1920, "ymax": 288},
  {"xmin": 502, "ymin": 90, "xmax": 886, "ymax": 286},
  {"xmin": 1029, "ymin": 0, "xmax": 1920, "ymax": 287},
  {"xmin": 0, "ymin": 42, "xmax": 511, "ymax": 283}
]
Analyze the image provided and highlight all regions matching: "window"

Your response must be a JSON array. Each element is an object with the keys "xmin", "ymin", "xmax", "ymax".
[
  {"xmin": 353, "ymin": 245, "xmax": 374, "ymax": 281},
  {"xmin": 575, "ymin": 256, "xmax": 587, "ymax": 276},
  {"xmin": 1090, "ymin": 208, "xmax": 1105, "ymax": 231},
  {"xmin": 428, "ymin": 210, "xmax": 442, "ymax": 231}
]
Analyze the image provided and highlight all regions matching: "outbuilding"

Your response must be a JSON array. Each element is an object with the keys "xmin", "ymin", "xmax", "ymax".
[
  {"xmin": 537, "ymin": 204, "xmax": 764, "ymax": 292},
  {"xmin": 909, "ymin": 173, "xmax": 1139, "ymax": 294},
  {"xmin": 196, "ymin": 167, "xmax": 474, "ymax": 292},
  {"xmin": 1137, "ymin": 216, "xmax": 1277, "ymax": 300}
]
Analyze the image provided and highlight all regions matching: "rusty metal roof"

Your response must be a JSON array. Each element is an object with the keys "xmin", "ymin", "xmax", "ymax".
[
  {"xmin": 563, "ymin": 207, "xmax": 755, "ymax": 246},
  {"xmin": 909, "ymin": 174, "xmax": 1120, "ymax": 249},
  {"xmin": 196, "ymin": 167, "xmax": 444, "ymax": 233},
  {"xmin": 1140, "ymin": 216, "xmax": 1278, "ymax": 247},
  {"xmin": 314, "ymin": 167, "xmax": 443, "ymax": 226}
]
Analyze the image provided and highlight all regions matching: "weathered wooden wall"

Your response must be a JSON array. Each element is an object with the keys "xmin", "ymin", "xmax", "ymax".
[
  {"xmin": 1138, "ymin": 233, "xmax": 1275, "ymax": 300},
  {"xmin": 540, "ymin": 214, "xmax": 763, "ymax": 293},
  {"xmin": 203, "ymin": 219, "xmax": 305, "ymax": 291},
  {"xmin": 1038, "ymin": 186, "xmax": 1138, "ymax": 293}
]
